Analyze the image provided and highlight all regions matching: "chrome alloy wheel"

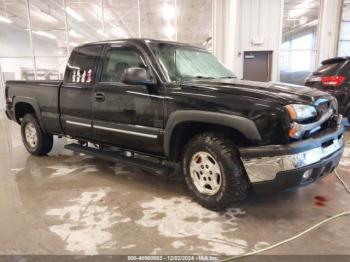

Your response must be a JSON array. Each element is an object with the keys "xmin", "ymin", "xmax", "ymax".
[
  {"xmin": 189, "ymin": 151, "xmax": 222, "ymax": 196},
  {"xmin": 24, "ymin": 122, "xmax": 38, "ymax": 148}
]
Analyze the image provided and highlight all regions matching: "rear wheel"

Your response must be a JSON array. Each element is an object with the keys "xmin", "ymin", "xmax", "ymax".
[
  {"xmin": 21, "ymin": 114, "xmax": 53, "ymax": 156},
  {"xmin": 182, "ymin": 133, "xmax": 249, "ymax": 211}
]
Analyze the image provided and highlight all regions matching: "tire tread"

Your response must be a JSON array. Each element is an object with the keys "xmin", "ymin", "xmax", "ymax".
[
  {"xmin": 21, "ymin": 114, "xmax": 53, "ymax": 156},
  {"xmin": 182, "ymin": 132, "xmax": 249, "ymax": 211}
]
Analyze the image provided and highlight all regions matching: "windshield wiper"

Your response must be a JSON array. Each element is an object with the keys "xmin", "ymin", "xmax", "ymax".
[
  {"xmin": 219, "ymin": 76, "xmax": 236, "ymax": 79},
  {"xmin": 195, "ymin": 76, "xmax": 215, "ymax": 79}
]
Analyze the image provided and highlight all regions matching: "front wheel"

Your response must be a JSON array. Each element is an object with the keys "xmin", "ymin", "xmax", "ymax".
[
  {"xmin": 21, "ymin": 114, "xmax": 53, "ymax": 156},
  {"xmin": 182, "ymin": 133, "xmax": 249, "ymax": 211}
]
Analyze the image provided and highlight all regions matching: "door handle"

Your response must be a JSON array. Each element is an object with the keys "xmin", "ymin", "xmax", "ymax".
[{"xmin": 94, "ymin": 92, "xmax": 105, "ymax": 102}]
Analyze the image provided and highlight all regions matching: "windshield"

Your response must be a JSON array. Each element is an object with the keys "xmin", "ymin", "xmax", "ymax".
[{"xmin": 149, "ymin": 42, "xmax": 235, "ymax": 82}]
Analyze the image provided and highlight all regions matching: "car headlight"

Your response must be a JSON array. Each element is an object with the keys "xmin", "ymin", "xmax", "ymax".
[{"xmin": 285, "ymin": 104, "xmax": 317, "ymax": 121}]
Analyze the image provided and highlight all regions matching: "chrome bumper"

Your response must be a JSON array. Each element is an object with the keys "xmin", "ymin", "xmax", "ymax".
[{"xmin": 240, "ymin": 128, "xmax": 345, "ymax": 183}]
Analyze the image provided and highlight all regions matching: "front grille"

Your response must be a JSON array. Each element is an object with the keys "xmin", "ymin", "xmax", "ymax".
[
  {"xmin": 314, "ymin": 98, "xmax": 337, "ymax": 119},
  {"xmin": 300, "ymin": 98, "xmax": 336, "ymax": 139},
  {"xmin": 316, "ymin": 101, "xmax": 331, "ymax": 113}
]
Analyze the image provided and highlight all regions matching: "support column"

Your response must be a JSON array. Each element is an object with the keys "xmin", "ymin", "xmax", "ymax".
[
  {"xmin": 212, "ymin": 0, "xmax": 239, "ymax": 71},
  {"xmin": 318, "ymin": 0, "xmax": 343, "ymax": 64},
  {"xmin": 25, "ymin": 0, "xmax": 37, "ymax": 80}
]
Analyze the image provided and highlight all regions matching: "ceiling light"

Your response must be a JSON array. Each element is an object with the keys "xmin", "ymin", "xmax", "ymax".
[
  {"xmin": 33, "ymin": 30, "xmax": 56, "ymax": 40},
  {"xmin": 69, "ymin": 29, "xmax": 83, "ymax": 38},
  {"xmin": 92, "ymin": 4, "xmax": 102, "ymax": 18},
  {"xmin": 97, "ymin": 29, "xmax": 109, "ymax": 37},
  {"xmin": 111, "ymin": 26, "xmax": 127, "ymax": 38},
  {"xmin": 288, "ymin": 8, "xmax": 307, "ymax": 19},
  {"xmin": 162, "ymin": 3, "xmax": 175, "ymax": 20},
  {"xmin": 164, "ymin": 23, "xmax": 175, "ymax": 38},
  {"xmin": 66, "ymin": 7, "xmax": 84, "ymax": 22},
  {"xmin": 306, "ymin": 19, "xmax": 318, "ymax": 27},
  {"xmin": 103, "ymin": 9, "xmax": 113, "ymax": 21},
  {"xmin": 31, "ymin": 8, "xmax": 58, "ymax": 23},
  {"xmin": 0, "ymin": 15, "xmax": 12, "ymax": 24},
  {"xmin": 288, "ymin": 0, "xmax": 313, "ymax": 18},
  {"xmin": 299, "ymin": 16, "xmax": 308, "ymax": 25},
  {"xmin": 58, "ymin": 48, "xmax": 66, "ymax": 55}
]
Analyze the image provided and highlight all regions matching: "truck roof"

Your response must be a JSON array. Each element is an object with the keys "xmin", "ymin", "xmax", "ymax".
[{"xmin": 76, "ymin": 38, "xmax": 205, "ymax": 50}]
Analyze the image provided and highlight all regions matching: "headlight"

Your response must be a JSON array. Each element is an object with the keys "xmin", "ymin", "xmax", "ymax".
[{"xmin": 285, "ymin": 104, "xmax": 317, "ymax": 121}]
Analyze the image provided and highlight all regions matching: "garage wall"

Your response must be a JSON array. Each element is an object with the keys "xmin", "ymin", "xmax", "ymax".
[
  {"xmin": 214, "ymin": 0, "xmax": 342, "ymax": 82},
  {"xmin": 212, "ymin": 0, "xmax": 238, "ymax": 70},
  {"xmin": 233, "ymin": 0, "xmax": 282, "ymax": 81}
]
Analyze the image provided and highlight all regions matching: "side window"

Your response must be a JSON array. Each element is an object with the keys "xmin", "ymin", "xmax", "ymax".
[
  {"xmin": 151, "ymin": 44, "xmax": 176, "ymax": 81},
  {"xmin": 100, "ymin": 46, "xmax": 145, "ymax": 83},
  {"xmin": 65, "ymin": 45, "xmax": 101, "ymax": 84}
]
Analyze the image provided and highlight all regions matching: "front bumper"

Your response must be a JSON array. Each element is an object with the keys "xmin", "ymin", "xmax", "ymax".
[{"xmin": 240, "ymin": 126, "xmax": 345, "ymax": 193}]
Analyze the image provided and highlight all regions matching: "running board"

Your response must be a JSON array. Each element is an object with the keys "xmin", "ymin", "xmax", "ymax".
[{"xmin": 64, "ymin": 143, "xmax": 173, "ymax": 175}]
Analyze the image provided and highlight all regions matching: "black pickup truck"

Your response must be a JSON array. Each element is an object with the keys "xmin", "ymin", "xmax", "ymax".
[{"xmin": 5, "ymin": 39, "xmax": 345, "ymax": 210}]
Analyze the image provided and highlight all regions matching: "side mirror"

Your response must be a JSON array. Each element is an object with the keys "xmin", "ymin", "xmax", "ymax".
[{"xmin": 122, "ymin": 67, "xmax": 156, "ymax": 86}]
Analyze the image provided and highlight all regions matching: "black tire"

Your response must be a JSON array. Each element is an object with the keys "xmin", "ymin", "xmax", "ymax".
[
  {"xmin": 182, "ymin": 132, "xmax": 249, "ymax": 211},
  {"xmin": 21, "ymin": 114, "xmax": 53, "ymax": 156}
]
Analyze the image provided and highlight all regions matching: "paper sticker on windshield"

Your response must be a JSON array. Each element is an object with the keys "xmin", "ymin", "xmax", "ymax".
[
  {"xmin": 86, "ymin": 69, "xmax": 92, "ymax": 83},
  {"xmin": 72, "ymin": 70, "xmax": 76, "ymax": 82},
  {"xmin": 81, "ymin": 70, "xmax": 86, "ymax": 82},
  {"xmin": 76, "ymin": 70, "xmax": 81, "ymax": 82}
]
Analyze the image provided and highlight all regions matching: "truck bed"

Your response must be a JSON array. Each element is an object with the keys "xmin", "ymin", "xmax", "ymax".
[{"xmin": 6, "ymin": 80, "xmax": 63, "ymax": 134}]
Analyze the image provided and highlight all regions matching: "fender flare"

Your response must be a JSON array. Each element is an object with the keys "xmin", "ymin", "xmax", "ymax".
[
  {"xmin": 163, "ymin": 110, "xmax": 262, "ymax": 156},
  {"xmin": 13, "ymin": 96, "xmax": 46, "ymax": 132}
]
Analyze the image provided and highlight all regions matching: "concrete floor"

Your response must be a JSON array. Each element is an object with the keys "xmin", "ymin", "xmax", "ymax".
[{"xmin": 0, "ymin": 119, "xmax": 349, "ymax": 257}]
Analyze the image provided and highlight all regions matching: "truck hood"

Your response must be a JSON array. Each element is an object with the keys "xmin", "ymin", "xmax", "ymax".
[{"xmin": 180, "ymin": 79, "xmax": 332, "ymax": 105}]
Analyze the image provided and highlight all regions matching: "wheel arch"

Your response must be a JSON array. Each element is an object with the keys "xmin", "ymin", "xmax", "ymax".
[
  {"xmin": 164, "ymin": 110, "xmax": 262, "ymax": 161},
  {"xmin": 13, "ymin": 97, "xmax": 46, "ymax": 132}
]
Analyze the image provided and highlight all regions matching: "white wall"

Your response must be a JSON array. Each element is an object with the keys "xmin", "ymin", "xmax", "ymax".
[
  {"xmin": 212, "ymin": 0, "xmax": 238, "ymax": 70},
  {"xmin": 213, "ymin": 0, "xmax": 282, "ymax": 81},
  {"xmin": 318, "ymin": 0, "xmax": 343, "ymax": 64},
  {"xmin": 234, "ymin": 0, "xmax": 282, "ymax": 81}
]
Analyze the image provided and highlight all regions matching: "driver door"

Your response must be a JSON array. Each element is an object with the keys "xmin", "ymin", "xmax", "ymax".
[{"xmin": 92, "ymin": 43, "xmax": 164, "ymax": 155}]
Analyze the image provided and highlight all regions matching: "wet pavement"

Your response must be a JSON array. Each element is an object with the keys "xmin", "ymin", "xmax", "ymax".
[{"xmin": 0, "ymin": 119, "xmax": 349, "ymax": 256}]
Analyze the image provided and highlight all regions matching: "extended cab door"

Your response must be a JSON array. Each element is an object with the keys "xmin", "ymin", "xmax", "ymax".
[
  {"xmin": 92, "ymin": 43, "xmax": 164, "ymax": 155},
  {"xmin": 60, "ymin": 44, "xmax": 102, "ymax": 140}
]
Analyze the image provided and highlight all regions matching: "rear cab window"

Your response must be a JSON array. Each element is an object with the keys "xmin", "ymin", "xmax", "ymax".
[{"xmin": 65, "ymin": 44, "xmax": 102, "ymax": 85}]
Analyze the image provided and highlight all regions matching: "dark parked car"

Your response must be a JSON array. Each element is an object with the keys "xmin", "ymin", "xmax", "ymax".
[
  {"xmin": 5, "ymin": 39, "xmax": 345, "ymax": 210},
  {"xmin": 305, "ymin": 57, "xmax": 350, "ymax": 119}
]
